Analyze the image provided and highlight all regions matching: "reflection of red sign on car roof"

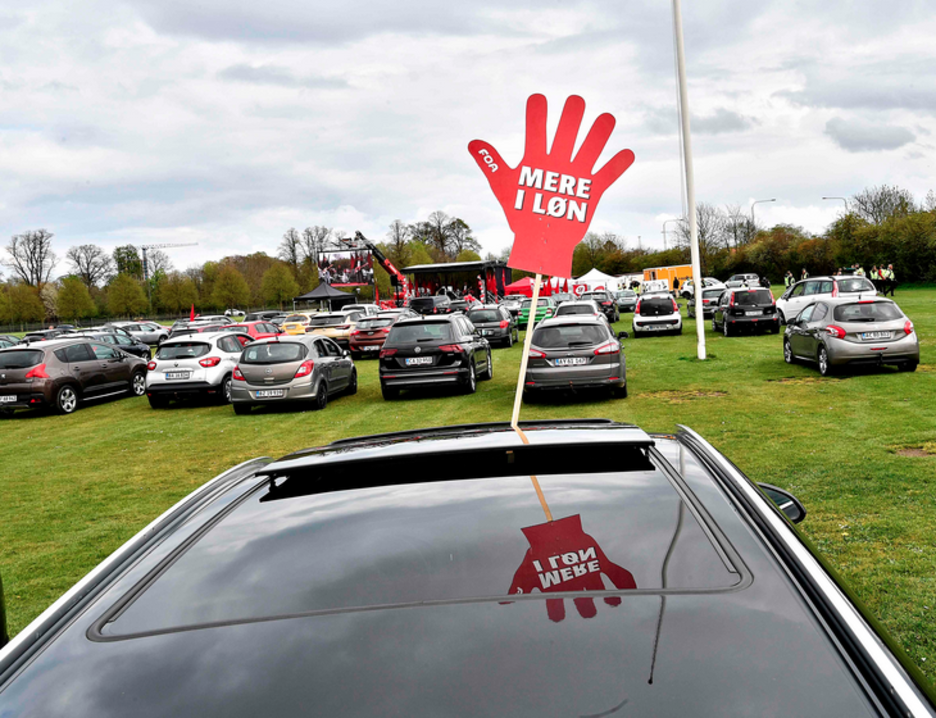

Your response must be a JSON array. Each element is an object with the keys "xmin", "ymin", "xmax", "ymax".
[{"xmin": 507, "ymin": 514, "xmax": 636, "ymax": 622}]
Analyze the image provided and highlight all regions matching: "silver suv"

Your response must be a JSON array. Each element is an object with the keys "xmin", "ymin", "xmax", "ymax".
[
  {"xmin": 145, "ymin": 332, "xmax": 251, "ymax": 408},
  {"xmin": 776, "ymin": 275, "xmax": 877, "ymax": 324},
  {"xmin": 231, "ymin": 335, "xmax": 356, "ymax": 414}
]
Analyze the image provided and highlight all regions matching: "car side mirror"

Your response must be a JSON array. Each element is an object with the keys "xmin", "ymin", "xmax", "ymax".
[
  {"xmin": 342, "ymin": 350, "xmax": 350, "ymax": 358},
  {"xmin": 617, "ymin": 331, "xmax": 629, "ymax": 339},
  {"xmin": 758, "ymin": 483, "xmax": 807, "ymax": 524}
]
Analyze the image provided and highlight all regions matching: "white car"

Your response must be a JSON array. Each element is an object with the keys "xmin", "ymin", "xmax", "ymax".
[
  {"xmin": 681, "ymin": 277, "xmax": 726, "ymax": 299},
  {"xmin": 632, "ymin": 294, "xmax": 683, "ymax": 336},
  {"xmin": 776, "ymin": 275, "xmax": 877, "ymax": 325},
  {"xmin": 145, "ymin": 332, "xmax": 251, "ymax": 408},
  {"xmin": 342, "ymin": 304, "xmax": 380, "ymax": 317}
]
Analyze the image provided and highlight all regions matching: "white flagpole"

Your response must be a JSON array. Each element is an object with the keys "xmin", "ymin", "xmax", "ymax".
[
  {"xmin": 510, "ymin": 272, "xmax": 553, "ymax": 522},
  {"xmin": 673, "ymin": 0, "xmax": 706, "ymax": 360}
]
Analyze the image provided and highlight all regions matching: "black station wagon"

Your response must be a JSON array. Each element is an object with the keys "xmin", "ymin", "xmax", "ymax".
[{"xmin": 1, "ymin": 420, "xmax": 934, "ymax": 716}]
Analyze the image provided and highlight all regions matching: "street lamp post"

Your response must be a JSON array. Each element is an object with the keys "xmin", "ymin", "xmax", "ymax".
[
  {"xmin": 822, "ymin": 196, "xmax": 849, "ymax": 211},
  {"xmin": 662, "ymin": 218, "xmax": 680, "ymax": 250},
  {"xmin": 750, "ymin": 198, "xmax": 776, "ymax": 234}
]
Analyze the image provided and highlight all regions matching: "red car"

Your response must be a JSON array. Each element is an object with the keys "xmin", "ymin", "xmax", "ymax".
[
  {"xmin": 227, "ymin": 321, "xmax": 281, "ymax": 341},
  {"xmin": 349, "ymin": 312, "xmax": 412, "ymax": 358}
]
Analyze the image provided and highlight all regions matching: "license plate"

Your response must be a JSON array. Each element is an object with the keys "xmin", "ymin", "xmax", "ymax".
[
  {"xmin": 405, "ymin": 357, "xmax": 433, "ymax": 366},
  {"xmin": 363, "ymin": 345, "xmax": 380, "ymax": 351},
  {"xmin": 745, "ymin": 310, "xmax": 762, "ymax": 316},
  {"xmin": 0, "ymin": 395, "xmax": 15, "ymax": 403},
  {"xmin": 255, "ymin": 389, "xmax": 285, "ymax": 398},
  {"xmin": 481, "ymin": 330, "xmax": 492, "ymax": 336},
  {"xmin": 554, "ymin": 357, "xmax": 587, "ymax": 366},
  {"xmin": 861, "ymin": 331, "xmax": 891, "ymax": 340},
  {"xmin": 165, "ymin": 371, "xmax": 190, "ymax": 380}
]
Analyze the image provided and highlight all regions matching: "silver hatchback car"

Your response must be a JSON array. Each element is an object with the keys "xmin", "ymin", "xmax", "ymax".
[
  {"xmin": 783, "ymin": 297, "xmax": 919, "ymax": 375},
  {"xmin": 231, "ymin": 335, "xmax": 356, "ymax": 414}
]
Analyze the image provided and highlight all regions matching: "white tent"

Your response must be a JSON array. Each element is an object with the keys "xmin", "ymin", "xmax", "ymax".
[{"xmin": 574, "ymin": 268, "xmax": 621, "ymax": 292}]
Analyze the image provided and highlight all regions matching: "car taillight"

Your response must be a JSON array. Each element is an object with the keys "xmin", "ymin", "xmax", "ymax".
[
  {"xmin": 350, "ymin": 330, "xmax": 361, "ymax": 337},
  {"xmin": 904, "ymin": 320, "xmax": 914, "ymax": 335},
  {"xmin": 499, "ymin": 320, "xmax": 509, "ymax": 328},
  {"xmin": 380, "ymin": 348, "xmax": 397, "ymax": 358},
  {"xmin": 233, "ymin": 366, "xmax": 245, "ymax": 380},
  {"xmin": 147, "ymin": 361, "xmax": 157, "ymax": 371},
  {"xmin": 25, "ymin": 363, "xmax": 49, "ymax": 379},
  {"xmin": 294, "ymin": 360, "xmax": 314, "ymax": 378},
  {"xmin": 671, "ymin": 298, "xmax": 678, "ymax": 312},
  {"xmin": 593, "ymin": 341, "xmax": 619, "ymax": 355},
  {"xmin": 438, "ymin": 344, "xmax": 465, "ymax": 353},
  {"xmin": 825, "ymin": 325, "xmax": 846, "ymax": 339},
  {"xmin": 729, "ymin": 293, "xmax": 736, "ymax": 306},
  {"xmin": 336, "ymin": 324, "xmax": 350, "ymax": 330},
  {"xmin": 199, "ymin": 356, "xmax": 222, "ymax": 367},
  {"xmin": 635, "ymin": 300, "xmax": 642, "ymax": 314},
  {"xmin": 529, "ymin": 348, "xmax": 546, "ymax": 358},
  {"xmin": 602, "ymin": 301, "xmax": 612, "ymax": 306},
  {"xmin": 381, "ymin": 327, "xmax": 391, "ymax": 333}
]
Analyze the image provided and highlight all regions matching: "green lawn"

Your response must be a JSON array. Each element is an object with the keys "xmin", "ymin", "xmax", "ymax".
[{"xmin": 2, "ymin": 287, "xmax": 935, "ymax": 680}]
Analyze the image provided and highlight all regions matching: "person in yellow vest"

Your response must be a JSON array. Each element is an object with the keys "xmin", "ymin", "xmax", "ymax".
[{"xmin": 883, "ymin": 265, "xmax": 896, "ymax": 296}]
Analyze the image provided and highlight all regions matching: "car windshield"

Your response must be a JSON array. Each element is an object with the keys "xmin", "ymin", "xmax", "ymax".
[
  {"xmin": 468, "ymin": 310, "xmax": 500, "ymax": 323},
  {"xmin": 582, "ymin": 293, "xmax": 607, "ymax": 301},
  {"xmin": 733, "ymin": 290, "xmax": 772, "ymax": 306},
  {"xmin": 357, "ymin": 318, "xmax": 393, "ymax": 329},
  {"xmin": 241, "ymin": 342, "xmax": 306, "ymax": 364},
  {"xmin": 0, "ymin": 349, "xmax": 43, "ymax": 369},
  {"xmin": 556, "ymin": 305, "xmax": 597, "ymax": 315},
  {"xmin": 156, "ymin": 343, "xmax": 210, "ymax": 359},
  {"xmin": 833, "ymin": 302, "xmax": 903, "ymax": 323},
  {"xmin": 387, "ymin": 323, "xmax": 454, "ymax": 344},
  {"xmin": 533, "ymin": 323, "xmax": 608, "ymax": 348},
  {"xmin": 837, "ymin": 278, "xmax": 876, "ymax": 294}
]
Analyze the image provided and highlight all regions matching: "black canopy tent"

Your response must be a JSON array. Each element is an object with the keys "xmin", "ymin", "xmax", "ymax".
[
  {"xmin": 402, "ymin": 260, "xmax": 510, "ymax": 299},
  {"xmin": 294, "ymin": 283, "xmax": 357, "ymax": 311}
]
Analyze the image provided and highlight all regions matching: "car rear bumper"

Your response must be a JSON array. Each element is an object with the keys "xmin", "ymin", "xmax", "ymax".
[
  {"xmin": 524, "ymin": 374, "xmax": 625, "ymax": 391},
  {"xmin": 380, "ymin": 367, "xmax": 468, "ymax": 387},
  {"xmin": 146, "ymin": 381, "xmax": 222, "ymax": 397},
  {"xmin": 633, "ymin": 317, "xmax": 681, "ymax": 332},
  {"xmin": 826, "ymin": 336, "xmax": 920, "ymax": 366},
  {"xmin": 0, "ymin": 391, "xmax": 49, "ymax": 409},
  {"xmin": 231, "ymin": 380, "xmax": 316, "ymax": 403},
  {"xmin": 724, "ymin": 315, "xmax": 780, "ymax": 329}
]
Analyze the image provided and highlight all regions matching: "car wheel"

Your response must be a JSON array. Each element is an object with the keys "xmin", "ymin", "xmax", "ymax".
[
  {"xmin": 55, "ymin": 385, "xmax": 79, "ymax": 415},
  {"xmin": 778, "ymin": 310, "xmax": 786, "ymax": 326},
  {"xmin": 463, "ymin": 363, "xmax": 477, "ymax": 394},
  {"xmin": 380, "ymin": 382, "xmax": 399, "ymax": 400},
  {"xmin": 347, "ymin": 369, "xmax": 358, "ymax": 395},
  {"xmin": 899, "ymin": 361, "xmax": 918, "ymax": 372},
  {"xmin": 220, "ymin": 375, "xmax": 233, "ymax": 404},
  {"xmin": 314, "ymin": 381, "xmax": 329, "ymax": 410},
  {"xmin": 522, "ymin": 389, "xmax": 537, "ymax": 404},
  {"xmin": 506, "ymin": 331, "xmax": 514, "ymax": 348},
  {"xmin": 712, "ymin": 317, "xmax": 718, "ymax": 333},
  {"xmin": 770, "ymin": 324, "xmax": 780, "ymax": 334},
  {"xmin": 722, "ymin": 320, "xmax": 731, "ymax": 337},
  {"xmin": 818, "ymin": 346, "xmax": 834, "ymax": 376},
  {"xmin": 613, "ymin": 382, "xmax": 628, "ymax": 399},
  {"xmin": 783, "ymin": 339, "xmax": 795, "ymax": 364},
  {"xmin": 675, "ymin": 326, "xmax": 683, "ymax": 336},
  {"xmin": 148, "ymin": 394, "xmax": 169, "ymax": 409},
  {"xmin": 480, "ymin": 350, "xmax": 493, "ymax": 380},
  {"xmin": 130, "ymin": 372, "xmax": 146, "ymax": 397},
  {"xmin": 233, "ymin": 403, "xmax": 251, "ymax": 415}
]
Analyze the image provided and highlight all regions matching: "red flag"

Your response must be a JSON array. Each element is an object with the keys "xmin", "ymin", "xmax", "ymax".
[
  {"xmin": 375, "ymin": 285, "xmax": 380, "ymax": 303},
  {"xmin": 189, "ymin": 304, "xmax": 195, "ymax": 321},
  {"xmin": 564, "ymin": 278, "xmax": 569, "ymax": 293}
]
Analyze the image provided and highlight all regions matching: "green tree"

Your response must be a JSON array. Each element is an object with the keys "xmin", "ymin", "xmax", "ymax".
[
  {"xmin": 155, "ymin": 272, "xmax": 199, "ymax": 314},
  {"xmin": 211, "ymin": 265, "xmax": 250, "ymax": 310},
  {"xmin": 0, "ymin": 285, "xmax": 11, "ymax": 324},
  {"xmin": 6, "ymin": 283, "xmax": 45, "ymax": 327},
  {"xmin": 56, "ymin": 276, "xmax": 97, "ymax": 323},
  {"xmin": 113, "ymin": 245, "xmax": 143, "ymax": 280},
  {"xmin": 261, "ymin": 263, "xmax": 299, "ymax": 310},
  {"xmin": 107, "ymin": 273, "xmax": 148, "ymax": 317},
  {"xmin": 455, "ymin": 249, "xmax": 482, "ymax": 262}
]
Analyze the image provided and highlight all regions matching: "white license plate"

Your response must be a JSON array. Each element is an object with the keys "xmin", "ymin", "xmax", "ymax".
[
  {"xmin": 554, "ymin": 357, "xmax": 587, "ymax": 366},
  {"xmin": 745, "ymin": 310, "xmax": 762, "ymax": 316},
  {"xmin": 255, "ymin": 389, "xmax": 285, "ymax": 398},
  {"xmin": 481, "ymin": 330, "xmax": 492, "ymax": 336},
  {"xmin": 861, "ymin": 331, "xmax": 891, "ymax": 340},
  {"xmin": 405, "ymin": 357, "xmax": 433, "ymax": 366},
  {"xmin": 363, "ymin": 345, "xmax": 380, "ymax": 351},
  {"xmin": 165, "ymin": 371, "xmax": 191, "ymax": 380},
  {"xmin": 0, "ymin": 395, "xmax": 15, "ymax": 403}
]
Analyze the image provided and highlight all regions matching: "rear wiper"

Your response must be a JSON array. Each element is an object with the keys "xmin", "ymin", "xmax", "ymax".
[
  {"xmin": 567, "ymin": 341, "xmax": 594, "ymax": 346},
  {"xmin": 416, "ymin": 338, "xmax": 437, "ymax": 342}
]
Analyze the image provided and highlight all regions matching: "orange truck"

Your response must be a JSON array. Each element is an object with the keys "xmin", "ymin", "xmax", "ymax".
[{"xmin": 643, "ymin": 265, "xmax": 693, "ymax": 291}]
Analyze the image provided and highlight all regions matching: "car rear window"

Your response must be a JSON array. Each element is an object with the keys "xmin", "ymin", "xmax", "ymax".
[
  {"xmin": 241, "ymin": 342, "xmax": 306, "ymax": 364},
  {"xmin": 156, "ymin": 343, "xmax": 210, "ymax": 359},
  {"xmin": 837, "ymin": 278, "xmax": 876, "ymax": 294},
  {"xmin": 284, "ymin": 315, "xmax": 309, "ymax": 323},
  {"xmin": 95, "ymin": 443, "xmax": 745, "ymax": 638},
  {"xmin": 0, "ymin": 349, "xmax": 43, "ymax": 369},
  {"xmin": 410, "ymin": 298, "xmax": 438, "ymax": 309},
  {"xmin": 556, "ymin": 305, "xmax": 597, "ymax": 315},
  {"xmin": 308, "ymin": 314, "xmax": 347, "ymax": 327},
  {"xmin": 833, "ymin": 302, "xmax": 903, "ymax": 322},
  {"xmin": 533, "ymin": 323, "xmax": 609, "ymax": 348},
  {"xmin": 702, "ymin": 289, "xmax": 724, "ymax": 299},
  {"xmin": 357, "ymin": 318, "xmax": 393, "ymax": 330},
  {"xmin": 467, "ymin": 310, "xmax": 500, "ymax": 323},
  {"xmin": 387, "ymin": 323, "xmax": 454, "ymax": 344},
  {"xmin": 637, "ymin": 297, "xmax": 675, "ymax": 316},
  {"xmin": 582, "ymin": 293, "xmax": 608, "ymax": 301},
  {"xmin": 733, "ymin": 290, "xmax": 773, "ymax": 306}
]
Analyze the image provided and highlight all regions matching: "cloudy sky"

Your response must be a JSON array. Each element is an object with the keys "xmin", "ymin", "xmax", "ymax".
[{"xmin": 1, "ymin": 0, "xmax": 934, "ymax": 276}]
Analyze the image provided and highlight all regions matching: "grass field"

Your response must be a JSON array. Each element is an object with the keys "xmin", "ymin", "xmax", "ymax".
[{"xmin": 2, "ymin": 287, "xmax": 935, "ymax": 679}]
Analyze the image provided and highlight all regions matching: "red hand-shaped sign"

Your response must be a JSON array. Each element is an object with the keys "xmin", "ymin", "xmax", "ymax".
[
  {"xmin": 469, "ymin": 94, "xmax": 635, "ymax": 278},
  {"xmin": 507, "ymin": 514, "xmax": 636, "ymax": 622}
]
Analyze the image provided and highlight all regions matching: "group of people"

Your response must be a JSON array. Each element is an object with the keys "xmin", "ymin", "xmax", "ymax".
[{"xmin": 782, "ymin": 264, "xmax": 897, "ymax": 297}]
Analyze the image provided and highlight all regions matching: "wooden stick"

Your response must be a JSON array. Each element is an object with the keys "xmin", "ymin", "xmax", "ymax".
[{"xmin": 509, "ymin": 273, "xmax": 553, "ymax": 522}]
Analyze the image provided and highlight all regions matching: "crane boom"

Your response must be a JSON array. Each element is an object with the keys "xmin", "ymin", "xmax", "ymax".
[{"xmin": 139, "ymin": 242, "xmax": 199, "ymax": 282}]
